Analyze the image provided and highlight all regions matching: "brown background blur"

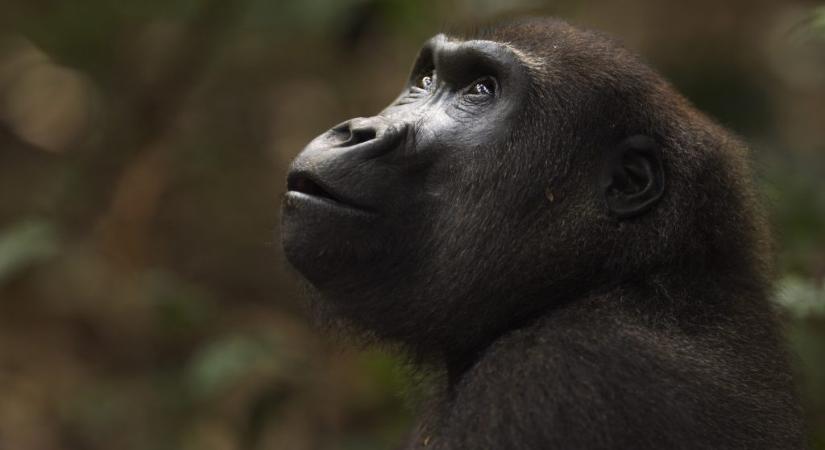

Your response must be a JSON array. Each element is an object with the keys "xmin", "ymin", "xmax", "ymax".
[{"xmin": 0, "ymin": 1, "xmax": 823, "ymax": 449}]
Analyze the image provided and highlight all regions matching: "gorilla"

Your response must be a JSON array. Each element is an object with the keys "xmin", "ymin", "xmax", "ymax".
[{"xmin": 281, "ymin": 18, "xmax": 806, "ymax": 450}]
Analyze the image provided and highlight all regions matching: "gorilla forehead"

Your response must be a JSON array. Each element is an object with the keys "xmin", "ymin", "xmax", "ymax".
[
  {"xmin": 469, "ymin": 18, "xmax": 666, "ymax": 101},
  {"xmin": 473, "ymin": 17, "xmax": 610, "ymax": 57}
]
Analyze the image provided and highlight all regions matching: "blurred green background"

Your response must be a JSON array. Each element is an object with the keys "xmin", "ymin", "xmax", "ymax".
[{"xmin": 0, "ymin": 0, "xmax": 823, "ymax": 449}]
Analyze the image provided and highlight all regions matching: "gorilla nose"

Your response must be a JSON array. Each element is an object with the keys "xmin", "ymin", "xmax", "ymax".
[
  {"xmin": 333, "ymin": 118, "xmax": 378, "ymax": 147},
  {"xmin": 328, "ymin": 117, "xmax": 405, "ymax": 158}
]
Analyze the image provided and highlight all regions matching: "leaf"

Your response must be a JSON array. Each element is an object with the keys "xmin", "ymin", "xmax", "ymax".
[
  {"xmin": 0, "ymin": 219, "xmax": 59, "ymax": 285},
  {"xmin": 775, "ymin": 276, "xmax": 825, "ymax": 318}
]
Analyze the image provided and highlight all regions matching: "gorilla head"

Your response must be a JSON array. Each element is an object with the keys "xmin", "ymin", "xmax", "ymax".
[
  {"xmin": 280, "ymin": 19, "xmax": 805, "ymax": 449},
  {"xmin": 281, "ymin": 19, "xmax": 765, "ymax": 363}
]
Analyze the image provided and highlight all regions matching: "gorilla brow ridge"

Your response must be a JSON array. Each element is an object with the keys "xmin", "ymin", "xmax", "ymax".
[{"xmin": 441, "ymin": 32, "xmax": 548, "ymax": 77}]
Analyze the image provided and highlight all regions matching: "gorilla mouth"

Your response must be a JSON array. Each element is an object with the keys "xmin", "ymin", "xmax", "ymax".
[
  {"xmin": 288, "ymin": 174, "xmax": 336, "ymax": 200},
  {"xmin": 286, "ymin": 172, "xmax": 363, "ymax": 211}
]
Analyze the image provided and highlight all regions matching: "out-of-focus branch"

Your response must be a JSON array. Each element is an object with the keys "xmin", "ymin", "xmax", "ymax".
[{"xmin": 57, "ymin": 0, "xmax": 247, "ymax": 235}]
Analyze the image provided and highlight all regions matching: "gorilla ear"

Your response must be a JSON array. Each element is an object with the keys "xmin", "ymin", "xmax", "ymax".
[{"xmin": 601, "ymin": 135, "xmax": 665, "ymax": 219}]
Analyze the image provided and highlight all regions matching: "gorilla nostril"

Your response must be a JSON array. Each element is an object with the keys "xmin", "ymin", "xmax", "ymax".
[
  {"xmin": 330, "ymin": 120, "xmax": 379, "ymax": 147},
  {"xmin": 344, "ymin": 128, "xmax": 377, "ymax": 146}
]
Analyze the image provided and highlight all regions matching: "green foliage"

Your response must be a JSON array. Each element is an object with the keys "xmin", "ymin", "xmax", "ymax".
[
  {"xmin": 777, "ymin": 277, "xmax": 825, "ymax": 318},
  {"xmin": 812, "ymin": 6, "xmax": 825, "ymax": 33},
  {"xmin": 187, "ymin": 334, "xmax": 286, "ymax": 400},
  {"xmin": 146, "ymin": 270, "xmax": 216, "ymax": 336},
  {"xmin": 0, "ymin": 219, "xmax": 59, "ymax": 286}
]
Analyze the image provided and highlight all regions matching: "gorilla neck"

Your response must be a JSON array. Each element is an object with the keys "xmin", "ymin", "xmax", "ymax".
[{"xmin": 439, "ymin": 263, "xmax": 769, "ymax": 391}]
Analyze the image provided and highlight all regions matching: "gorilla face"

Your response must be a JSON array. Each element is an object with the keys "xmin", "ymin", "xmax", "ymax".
[
  {"xmin": 282, "ymin": 36, "xmax": 532, "ymax": 289},
  {"xmin": 281, "ymin": 30, "xmax": 665, "ymax": 355}
]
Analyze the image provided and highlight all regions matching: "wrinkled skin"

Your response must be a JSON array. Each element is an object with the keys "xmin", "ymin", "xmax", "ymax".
[{"xmin": 281, "ymin": 18, "xmax": 806, "ymax": 450}]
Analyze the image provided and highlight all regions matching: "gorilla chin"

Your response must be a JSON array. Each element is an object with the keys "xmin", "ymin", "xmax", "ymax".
[{"xmin": 281, "ymin": 192, "xmax": 376, "ymax": 288}]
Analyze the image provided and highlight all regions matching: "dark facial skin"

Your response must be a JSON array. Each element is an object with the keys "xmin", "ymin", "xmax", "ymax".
[
  {"xmin": 281, "ymin": 18, "xmax": 805, "ymax": 450},
  {"xmin": 283, "ymin": 35, "xmax": 530, "ymax": 291}
]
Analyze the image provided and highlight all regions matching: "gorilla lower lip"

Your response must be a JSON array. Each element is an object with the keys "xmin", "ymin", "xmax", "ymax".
[
  {"xmin": 285, "ymin": 174, "xmax": 370, "ymax": 213},
  {"xmin": 283, "ymin": 191, "xmax": 374, "ymax": 218}
]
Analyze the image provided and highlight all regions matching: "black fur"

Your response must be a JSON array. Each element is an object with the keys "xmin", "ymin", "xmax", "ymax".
[{"xmin": 281, "ymin": 18, "xmax": 806, "ymax": 449}]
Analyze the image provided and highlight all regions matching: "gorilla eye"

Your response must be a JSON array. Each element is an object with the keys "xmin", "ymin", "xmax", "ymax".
[
  {"xmin": 418, "ymin": 73, "xmax": 434, "ymax": 90},
  {"xmin": 468, "ymin": 77, "xmax": 496, "ymax": 97}
]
